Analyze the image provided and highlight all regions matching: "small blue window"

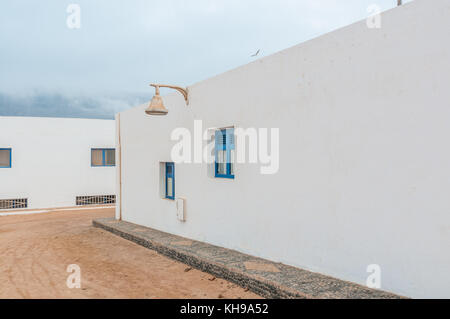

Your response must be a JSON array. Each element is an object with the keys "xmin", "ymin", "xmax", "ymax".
[
  {"xmin": 215, "ymin": 128, "xmax": 234, "ymax": 179},
  {"xmin": 165, "ymin": 162, "xmax": 175, "ymax": 200},
  {"xmin": 0, "ymin": 148, "xmax": 12, "ymax": 168},
  {"xmin": 91, "ymin": 148, "xmax": 115, "ymax": 167}
]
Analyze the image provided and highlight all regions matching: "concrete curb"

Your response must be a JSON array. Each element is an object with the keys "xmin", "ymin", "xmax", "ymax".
[{"xmin": 93, "ymin": 218, "xmax": 404, "ymax": 299}]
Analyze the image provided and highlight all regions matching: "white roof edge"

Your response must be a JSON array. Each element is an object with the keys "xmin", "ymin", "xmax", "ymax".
[
  {"xmin": 0, "ymin": 115, "xmax": 115, "ymax": 121},
  {"xmin": 125, "ymin": 1, "xmax": 414, "ymax": 112}
]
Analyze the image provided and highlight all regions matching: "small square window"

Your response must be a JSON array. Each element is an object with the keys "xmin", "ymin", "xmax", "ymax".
[
  {"xmin": 91, "ymin": 148, "xmax": 115, "ymax": 167},
  {"xmin": 215, "ymin": 128, "xmax": 234, "ymax": 179},
  {"xmin": 0, "ymin": 148, "xmax": 12, "ymax": 168}
]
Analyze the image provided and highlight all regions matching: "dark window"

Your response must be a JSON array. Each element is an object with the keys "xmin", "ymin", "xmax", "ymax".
[
  {"xmin": 165, "ymin": 162, "xmax": 175, "ymax": 200},
  {"xmin": 0, "ymin": 198, "xmax": 27, "ymax": 210},
  {"xmin": 76, "ymin": 195, "xmax": 116, "ymax": 206}
]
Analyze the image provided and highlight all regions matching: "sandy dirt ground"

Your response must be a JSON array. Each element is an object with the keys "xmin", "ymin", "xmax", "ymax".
[{"xmin": 0, "ymin": 208, "xmax": 260, "ymax": 299}]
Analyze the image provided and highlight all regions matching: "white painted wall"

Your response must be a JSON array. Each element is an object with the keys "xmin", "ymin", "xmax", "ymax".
[
  {"xmin": 0, "ymin": 116, "xmax": 115, "ymax": 210},
  {"xmin": 117, "ymin": 0, "xmax": 450, "ymax": 298}
]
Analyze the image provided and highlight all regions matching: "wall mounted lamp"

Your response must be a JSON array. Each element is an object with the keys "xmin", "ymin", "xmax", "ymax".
[{"xmin": 145, "ymin": 84, "xmax": 189, "ymax": 116}]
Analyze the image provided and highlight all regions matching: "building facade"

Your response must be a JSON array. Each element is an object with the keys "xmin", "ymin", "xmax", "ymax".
[
  {"xmin": 115, "ymin": 0, "xmax": 450, "ymax": 298},
  {"xmin": 0, "ymin": 116, "xmax": 116, "ymax": 211}
]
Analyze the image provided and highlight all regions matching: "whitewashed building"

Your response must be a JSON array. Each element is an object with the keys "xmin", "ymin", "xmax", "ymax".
[
  {"xmin": 0, "ymin": 116, "xmax": 116, "ymax": 211},
  {"xmin": 115, "ymin": 0, "xmax": 450, "ymax": 298}
]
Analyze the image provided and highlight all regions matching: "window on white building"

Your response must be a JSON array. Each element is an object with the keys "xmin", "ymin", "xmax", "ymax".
[
  {"xmin": 165, "ymin": 162, "xmax": 175, "ymax": 200},
  {"xmin": 91, "ymin": 148, "xmax": 115, "ymax": 167},
  {"xmin": 0, "ymin": 148, "xmax": 12, "ymax": 168},
  {"xmin": 215, "ymin": 128, "xmax": 234, "ymax": 179}
]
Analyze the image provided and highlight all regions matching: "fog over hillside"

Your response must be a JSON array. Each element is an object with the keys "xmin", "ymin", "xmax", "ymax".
[{"xmin": 0, "ymin": 92, "xmax": 148, "ymax": 119}]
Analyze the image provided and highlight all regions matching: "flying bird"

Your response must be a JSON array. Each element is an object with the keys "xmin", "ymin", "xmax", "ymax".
[{"xmin": 251, "ymin": 49, "xmax": 260, "ymax": 57}]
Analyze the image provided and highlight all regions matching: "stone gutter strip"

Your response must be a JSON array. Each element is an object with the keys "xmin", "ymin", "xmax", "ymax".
[{"xmin": 93, "ymin": 217, "xmax": 404, "ymax": 299}]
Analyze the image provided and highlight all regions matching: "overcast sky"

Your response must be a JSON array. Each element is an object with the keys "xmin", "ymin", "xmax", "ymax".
[{"xmin": 0, "ymin": 0, "xmax": 412, "ymax": 119}]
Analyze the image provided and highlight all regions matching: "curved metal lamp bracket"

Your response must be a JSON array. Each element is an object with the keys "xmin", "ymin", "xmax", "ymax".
[{"xmin": 150, "ymin": 84, "xmax": 189, "ymax": 105}]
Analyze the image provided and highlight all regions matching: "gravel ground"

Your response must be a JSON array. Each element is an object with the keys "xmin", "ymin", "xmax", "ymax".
[{"xmin": 0, "ymin": 208, "xmax": 260, "ymax": 299}]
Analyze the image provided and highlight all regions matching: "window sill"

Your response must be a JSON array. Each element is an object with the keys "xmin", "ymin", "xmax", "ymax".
[
  {"xmin": 91, "ymin": 165, "xmax": 116, "ymax": 167},
  {"xmin": 215, "ymin": 175, "xmax": 235, "ymax": 179}
]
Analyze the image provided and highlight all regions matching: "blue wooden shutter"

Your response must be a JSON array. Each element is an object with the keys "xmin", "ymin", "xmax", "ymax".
[
  {"xmin": 226, "ymin": 128, "xmax": 235, "ymax": 150},
  {"xmin": 215, "ymin": 130, "xmax": 226, "ymax": 176},
  {"xmin": 226, "ymin": 128, "xmax": 234, "ymax": 177},
  {"xmin": 214, "ymin": 129, "xmax": 234, "ymax": 178}
]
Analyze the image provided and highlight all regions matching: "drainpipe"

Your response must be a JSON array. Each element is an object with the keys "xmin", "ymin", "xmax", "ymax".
[{"xmin": 117, "ymin": 113, "xmax": 123, "ymax": 221}]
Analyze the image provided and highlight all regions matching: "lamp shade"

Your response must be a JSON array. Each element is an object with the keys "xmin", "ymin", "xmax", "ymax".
[{"xmin": 145, "ymin": 86, "xmax": 168, "ymax": 115}]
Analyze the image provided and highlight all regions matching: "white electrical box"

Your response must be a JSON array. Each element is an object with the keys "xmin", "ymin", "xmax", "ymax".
[{"xmin": 176, "ymin": 198, "xmax": 185, "ymax": 221}]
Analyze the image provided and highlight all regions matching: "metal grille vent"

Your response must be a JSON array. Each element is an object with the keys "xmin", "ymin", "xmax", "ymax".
[
  {"xmin": 76, "ymin": 195, "xmax": 116, "ymax": 206},
  {"xmin": 0, "ymin": 198, "xmax": 28, "ymax": 210}
]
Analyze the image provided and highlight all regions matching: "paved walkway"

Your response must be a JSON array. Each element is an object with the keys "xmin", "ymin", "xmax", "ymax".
[{"xmin": 93, "ymin": 218, "xmax": 403, "ymax": 299}]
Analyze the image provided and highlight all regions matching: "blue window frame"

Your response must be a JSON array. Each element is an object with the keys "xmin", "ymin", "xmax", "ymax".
[
  {"xmin": 91, "ymin": 148, "xmax": 115, "ymax": 167},
  {"xmin": 165, "ymin": 162, "xmax": 175, "ymax": 200},
  {"xmin": 0, "ymin": 148, "xmax": 12, "ymax": 168},
  {"xmin": 215, "ymin": 128, "xmax": 234, "ymax": 179}
]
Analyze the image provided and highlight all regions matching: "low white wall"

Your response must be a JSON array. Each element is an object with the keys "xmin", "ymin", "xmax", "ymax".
[
  {"xmin": 0, "ymin": 116, "xmax": 115, "ymax": 210},
  {"xmin": 117, "ymin": 0, "xmax": 450, "ymax": 298}
]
